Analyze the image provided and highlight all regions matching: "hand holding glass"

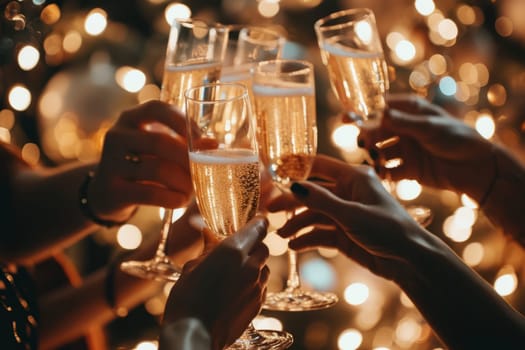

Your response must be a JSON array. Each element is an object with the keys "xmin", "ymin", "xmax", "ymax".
[{"xmin": 120, "ymin": 18, "xmax": 228, "ymax": 282}]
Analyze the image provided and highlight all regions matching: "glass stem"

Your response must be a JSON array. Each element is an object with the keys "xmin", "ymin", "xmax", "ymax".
[
  {"xmin": 285, "ymin": 248, "xmax": 301, "ymax": 291},
  {"xmin": 155, "ymin": 208, "xmax": 173, "ymax": 260}
]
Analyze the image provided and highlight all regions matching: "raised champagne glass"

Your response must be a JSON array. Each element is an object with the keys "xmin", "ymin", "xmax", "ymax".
[
  {"xmin": 185, "ymin": 82, "xmax": 293, "ymax": 350},
  {"xmin": 120, "ymin": 18, "xmax": 229, "ymax": 282},
  {"xmin": 314, "ymin": 8, "xmax": 433, "ymax": 227},
  {"xmin": 253, "ymin": 59, "xmax": 339, "ymax": 311}
]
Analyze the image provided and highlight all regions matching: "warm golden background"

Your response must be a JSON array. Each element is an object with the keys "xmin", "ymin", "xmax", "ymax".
[{"xmin": 1, "ymin": 0, "xmax": 524, "ymax": 349}]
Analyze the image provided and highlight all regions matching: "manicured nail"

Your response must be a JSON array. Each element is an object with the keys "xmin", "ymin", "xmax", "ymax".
[{"xmin": 290, "ymin": 182, "xmax": 309, "ymax": 197}]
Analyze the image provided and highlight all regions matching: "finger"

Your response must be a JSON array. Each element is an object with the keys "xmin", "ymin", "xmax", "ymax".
[
  {"xmin": 202, "ymin": 228, "xmax": 220, "ymax": 253},
  {"xmin": 118, "ymin": 129, "xmax": 190, "ymax": 168},
  {"xmin": 277, "ymin": 210, "xmax": 335, "ymax": 238},
  {"xmin": 266, "ymin": 193, "xmax": 302, "ymax": 213},
  {"xmin": 121, "ymin": 157, "xmax": 192, "ymax": 193},
  {"xmin": 228, "ymin": 216, "xmax": 269, "ymax": 253},
  {"xmin": 289, "ymin": 228, "xmax": 340, "ymax": 251},
  {"xmin": 289, "ymin": 181, "xmax": 369, "ymax": 230},
  {"xmin": 309, "ymin": 154, "xmax": 353, "ymax": 182},
  {"xmin": 117, "ymin": 100, "xmax": 188, "ymax": 136},
  {"xmin": 118, "ymin": 180, "xmax": 191, "ymax": 208},
  {"xmin": 386, "ymin": 94, "xmax": 448, "ymax": 115}
]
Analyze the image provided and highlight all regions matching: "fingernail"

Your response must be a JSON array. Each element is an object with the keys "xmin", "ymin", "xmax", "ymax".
[
  {"xmin": 290, "ymin": 182, "xmax": 309, "ymax": 197},
  {"xmin": 369, "ymin": 148, "xmax": 379, "ymax": 160},
  {"xmin": 357, "ymin": 138, "xmax": 365, "ymax": 148}
]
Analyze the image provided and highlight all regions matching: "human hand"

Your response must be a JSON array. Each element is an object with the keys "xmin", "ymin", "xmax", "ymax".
[
  {"xmin": 88, "ymin": 100, "xmax": 193, "ymax": 222},
  {"xmin": 162, "ymin": 216, "xmax": 270, "ymax": 349},
  {"xmin": 358, "ymin": 94, "xmax": 496, "ymax": 203},
  {"xmin": 268, "ymin": 155, "xmax": 427, "ymax": 281}
]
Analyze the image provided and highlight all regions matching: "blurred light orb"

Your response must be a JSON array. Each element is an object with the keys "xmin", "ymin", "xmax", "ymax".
[
  {"xmin": 487, "ymin": 83, "xmax": 507, "ymax": 107},
  {"xmin": 33, "ymin": 0, "xmax": 46, "ymax": 5},
  {"xmin": 338, "ymin": 329, "xmax": 362, "ymax": 350},
  {"xmin": 258, "ymin": 0, "xmax": 280, "ymax": 18},
  {"xmin": 396, "ymin": 179, "xmax": 422, "ymax": 201},
  {"xmin": 21, "ymin": 143, "xmax": 40, "ymax": 165},
  {"xmin": 63, "ymin": 30, "xmax": 82, "ymax": 53},
  {"xmin": 415, "ymin": 0, "xmax": 435, "ymax": 16},
  {"xmin": 395, "ymin": 317, "xmax": 422, "ymax": 346},
  {"xmin": 0, "ymin": 127, "xmax": 11, "ymax": 143},
  {"xmin": 460, "ymin": 193, "xmax": 478, "ymax": 209},
  {"xmin": 355, "ymin": 20, "xmax": 373, "ymax": 44},
  {"xmin": 85, "ymin": 8, "xmax": 107, "ymax": 36},
  {"xmin": 394, "ymin": 40, "xmax": 416, "ymax": 62},
  {"xmin": 8, "ymin": 85, "xmax": 31, "ymax": 111},
  {"xmin": 252, "ymin": 316, "xmax": 283, "ymax": 331},
  {"xmin": 443, "ymin": 215, "xmax": 472, "ymax": 242},
  {"xmin": 40, "ymin": 3, "xmax": 61, "ymax": 25},
  {"xmin": 134, "ymin": 341, "xmax": 158, "ymax": 350},
  {"xmin": 332, "ymin": 124, "xmax": 359, "ymax": 151},
  {"xmin": 439, "ymin": 76, "xmax": 456, "ymax": 96},
  {"xmin": 264, "ymin": 231, "xmax": 288, "ymax": 256},
  {"xmin": 386, "ymin": 32, "xmax": 404, "ymax": 50},
  {"xmin": 494, "ymin": 268, "xmax": 517, "ymax": 296},
  {"xmin": 462, "ymin": 242, "xmax": 484, "ymax": 266},
  {"xmin": 164, "ymin": 3, "xmax": 191, "ymax": 25},
  {"xmin": 495, "ymin": 16, "xmax": 513, "ymax": 37},
  {"xmin": 456, "ymin": 5, "xmax": 476, "ymax": 25},
  {"xmin": 18, "ymin": 45, "xmax": 40, "ymax": 71},
  {"xmin": 300, "ymin": 258, "xmax": 336, "ymax": 291},
  {"xmin": 438, "ymin": 19, "xmax": 458, "ymax": 40},
  {"xmin": 344, "ymin": 282, "xmax": 369, "ymax": 305},
  {"xmin": 454, "ymin": 206, "xmax": 477, "ymax": 228},
  {"xmin": 428, "ymin": 54, "xmax": 447, "ymax": 75},
  {"xmin": 116, "ymin": 66, "xmax": 146, "ymax": 93},
  {"xmin": 475, "ymin": 113, "xmax": 495, "ymax": 139},
  {"xmin": 117, "ymin": 224, "xmax": 143, "ymax": 250}
]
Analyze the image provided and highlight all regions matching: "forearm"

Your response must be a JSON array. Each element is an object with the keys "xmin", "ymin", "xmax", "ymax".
[
  {"xmin": 38, "ymin": 250, "xmax": 163, "ymax": 348},
  {"xmin": 480, "ymin": 144, "xmax": 525, "ymax": 247},
  {"xmin": 6, "ymin": 163, "xmax": 98, "ymax": 263},
  {"xmin": 397, "ymin": 232, "xmax": 525, "ymax": 349},
  {"xmin": 159, "ymin": 318, "xmax": 212, "ymax": 350}
]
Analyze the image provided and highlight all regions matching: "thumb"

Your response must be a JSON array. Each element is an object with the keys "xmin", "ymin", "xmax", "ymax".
[{"xmin": 289, "ymin": 181, "xmax": 366, "ymax": 228}]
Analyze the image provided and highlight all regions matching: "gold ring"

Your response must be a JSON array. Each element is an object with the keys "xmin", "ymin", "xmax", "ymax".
[{"xmin": 124, "ymin": 152, "xmax": 141, "ymax": 164}]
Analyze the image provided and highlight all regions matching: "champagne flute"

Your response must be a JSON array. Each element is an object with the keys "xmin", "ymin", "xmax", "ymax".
[
  {"xmin": 120, "ymin": 18, "xmax": 229, "ymax": 282},
  {"xmin": 314, "ymin": 8, "xmax": 433, "ymax": 227},
  {"xmin": 220, "ymin": 25, "xmax": 285, "ymax": 105},
  {"xmin": 253, "ymin": 59, "xmax": 339, "ymax": 311},
  {"xmin": 185, "ymin": 82, "xmax": 293, "ymax": 349}
]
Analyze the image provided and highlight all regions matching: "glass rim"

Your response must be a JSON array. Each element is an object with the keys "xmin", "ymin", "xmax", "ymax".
[
  {"xmin": 314, "ymin": 8, "xmax": 374, "ymax": 32},
  {"xmin": 184, "ymin": 82, "xmax": 249, "ymax": 104},
  {"xmin": 172, "ymin": 17, "xmax": 229, "ymax": 32},
  {"xmin": 255, "ymin": 59, "xmax": 313, "ymax": 77}
]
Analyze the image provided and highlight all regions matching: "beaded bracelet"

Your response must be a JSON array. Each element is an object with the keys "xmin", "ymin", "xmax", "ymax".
[{"xmin": 79, "ymin": 171, "xmax": 133, "ymax": 228}]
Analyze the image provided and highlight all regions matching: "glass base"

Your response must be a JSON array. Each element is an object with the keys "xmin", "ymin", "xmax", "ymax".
[
  {"xmin": 263, "ymin": 288, "xmax": 338, "ymax": 312},
  {"xmin": 120, "ymin": 258, "xmax": 181, "ymax": 282},
  {"xmin": 406, "ymin": 205, "xmax": 433, "ymax": 228},
  {"xmin": 227, "ymin": 329, "xmax": 293, "ymax": 350}
]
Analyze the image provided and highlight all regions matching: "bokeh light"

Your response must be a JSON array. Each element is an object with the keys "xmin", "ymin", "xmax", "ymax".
[
  {"xmin": 8, "ymin": 85, "xmax": 31, "ymax": 111},
  {"xmin": 344, "ymin": 282, "xmax": 369, "ymax": 305},
  {"xmin": 164, "ymin": 2, "xmax": 191, "ymax": 25},
  {"xmin": 117, "ymin": 224, "xmax": 143, "ymax": 250},
  {"xmin": 17, "ymin": 45, "xmax": 40, "ymax": 71},
  {"xmin": 84, "ymin": 8, "xmax": 108, "ymax": 36},
  {"xmin": 338, "ymin": 329, "xmax": 362, "ymax": 350}
]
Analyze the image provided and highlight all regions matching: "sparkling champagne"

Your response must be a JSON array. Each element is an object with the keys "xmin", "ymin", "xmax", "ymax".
[
  {"xmin": 253, "ymin": 84, "xmax": 317, "ymax": 188},
  {"xmin": 160, "ymin": 60, "xmax": 222, "ymax": 110},
  {"xmin": 320, "ymin": 41, "xmax": 388, "ymax": 126},
  {"xmin": 190, "ymin": 148, "xmax": 260, "ymax": 238}
]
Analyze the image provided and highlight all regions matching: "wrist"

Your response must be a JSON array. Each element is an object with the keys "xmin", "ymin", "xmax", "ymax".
[
  {"xmin": 79, "ymin": 171, "xmax": 137, "ymax": 227},
  {"xmin": 480, "ymin": 145, "xmax": 525, "ymax": 246}
]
